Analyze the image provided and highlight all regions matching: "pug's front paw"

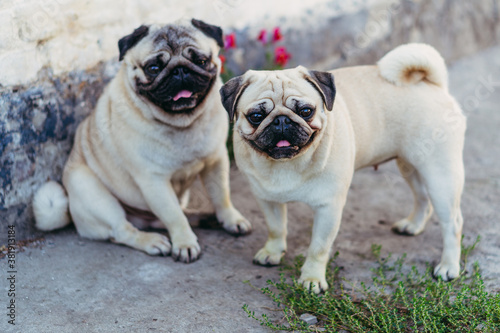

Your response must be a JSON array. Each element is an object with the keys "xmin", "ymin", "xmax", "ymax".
[
  {"xmin": 171, "ymin": 231, "xmax": 201, "ymax": 263},
  {"xmin": 433, "ymin": 261, "xmax": 460, "ymax": 281},
  {"xmin": 172, "ymin": 241, "xmax": 201, "ymax": 263},
  {"xmin": 253, "ymin": 247, "xmax": 284, "ymax": 266},
  {"xmin": 219, "ymin": 208, "xmax": 252, "ymax": 236},
  {"xmin": 392, "ymin": 218, "xmax": 425, "ymax": 236},
  {"xmin": 298, "ymin": 276, "xmax": 329, "ymax": 294}
]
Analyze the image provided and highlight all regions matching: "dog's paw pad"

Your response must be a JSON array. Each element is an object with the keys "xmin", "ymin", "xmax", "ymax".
[
  {"xmin": 253, "ymin": 248, "xmax": 283, "ymax": 266},
  {"xmin": 433, "ymin": 262, "xmax": 460, "ymax": 281},
  {"xmin": 391, "ymin": 218, "xmax": 425, "ymax": 236},
  {"xmin": 298, "ymin": 277, "xmax": 328, "ymax": 294},
  {"xmin": 142, "ymin": 233, "xmax": 171, "ymax": 256},
  {"xmin": 172, "ymin": 242, "xmax": 201, "ymax": 263}
]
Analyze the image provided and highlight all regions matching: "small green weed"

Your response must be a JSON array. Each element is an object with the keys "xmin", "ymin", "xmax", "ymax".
[{"xmin": 243, "ymin": 236, "xmax": 500, "ymax": 332}]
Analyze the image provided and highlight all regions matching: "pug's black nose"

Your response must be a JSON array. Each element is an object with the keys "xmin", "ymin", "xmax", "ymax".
[
  {"xmin": 172, "ymin": 67, "xmax": 189, "ymax": 79},
  {"xmin": 273, "ymin": 115, "xmax": 292, "ymax": 133}
]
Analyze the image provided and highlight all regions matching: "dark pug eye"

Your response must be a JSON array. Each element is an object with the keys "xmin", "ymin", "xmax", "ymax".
[
  {"xmin": 145, "ymin": 64, "xmax": 161, "ymax": 76},
  {"xmin": 299, "ymin": 107, "xmax": 313, "ymax": 119},
  {"xmin": 196, "ymin": 58, "xmax": 208, "ymax": 66},
  {"xmin": 247, "ymin": 112, "xmax": 264, "ymax": 125}
]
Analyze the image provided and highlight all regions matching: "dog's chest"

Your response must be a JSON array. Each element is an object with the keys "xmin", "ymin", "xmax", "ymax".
[
  {"xmin": 170, "ymin": 159, "xmax": 205, "ymax": 183},
  {"xmin": 251, "ymin": 178, "xmax": 303, "ymax": 203},
  {"xmin": 246, "ymin": 167, "xmax": 333, "ymax": 206},
  {"xmin": 140, "ymin": 120, "xmax": 223, "ymax": 170}
]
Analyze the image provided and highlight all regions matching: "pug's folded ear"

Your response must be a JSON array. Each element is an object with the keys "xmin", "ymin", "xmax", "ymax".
[
  {"xmin": 305, "ymin": 70, "xmax": 336, "ymax": 111},
  {"xmin": 191, "ymin": 19, "xmax": 224, "ymax": 48},
  {"xmin": 220, "ymin": 76, "xmax": 249, "ymax": 122},
  {"xmin": 118, "ymin": 25, "xmax": 150, "ymax": 61}
]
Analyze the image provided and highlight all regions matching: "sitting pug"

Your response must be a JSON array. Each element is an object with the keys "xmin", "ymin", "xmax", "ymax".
[
  {"xmin": 220, "ymin": 43, "xmax": 466, "ymax": 292},
  {"xmin": 33, "ymin": 19, "xmax": 251, "ymax": 263}
]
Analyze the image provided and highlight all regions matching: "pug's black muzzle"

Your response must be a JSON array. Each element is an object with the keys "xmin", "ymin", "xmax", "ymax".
[
  {"xmin": 251, "ymin": 115, "xmax": 313, "ymax": 159},
  {"xmin": 137, "ymin": 64, "xmax": 216, "ymax": 113}
]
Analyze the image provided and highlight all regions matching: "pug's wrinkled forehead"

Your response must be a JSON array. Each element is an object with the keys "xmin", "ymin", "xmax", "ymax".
[
  {"xmin": 119, "ymin": 19, "xmax": 223, "ymax": 66},
  {"xmin": 242, "ymin": 69, "xmax": 325, "ymax": 109},
  {"xmin": 220, "ymin": 66, "xmax": 336, "ymax": 131}
]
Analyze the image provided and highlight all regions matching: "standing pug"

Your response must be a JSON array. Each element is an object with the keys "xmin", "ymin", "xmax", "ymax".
[
  {"xmin": 33, "ymin": 19, "xmax": 251, "ymax": 263},
  {"xmin": 221, "ymin": 43, "xmax": 466, "ymax": 293}
]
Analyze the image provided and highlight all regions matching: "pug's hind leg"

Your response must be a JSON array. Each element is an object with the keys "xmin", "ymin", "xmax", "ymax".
[
  {"xmin": 179, "ymin": 189, "xmax": 190, "ymax": 210},
  {"xmin": 419, "ymin": 161, "xmax": 465, "ymax": 281},
  {"xmin": 200, "ymin": 150, "xmax": 251, "ymax": 235},
  {"xmin": 65, "ymin": 166, "xmax": 171, "ymax": 256},
  {"xmin": 392, "ymin": 159, "xmax": 433, "ymax": 236},
  {"xmin": 253, "ymin": 199, "xmax": 287, "ymax": 266},
  {"xmin": 299, "ymin": 199, "xmax": 344, "ymax": 294}
]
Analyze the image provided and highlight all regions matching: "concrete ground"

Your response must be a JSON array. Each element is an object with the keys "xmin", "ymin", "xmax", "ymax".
[{"xmin": 1, "ymin": 45, "xmax": 499, "ymax": 333}]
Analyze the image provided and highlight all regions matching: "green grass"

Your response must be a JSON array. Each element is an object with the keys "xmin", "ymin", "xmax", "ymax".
[{"xmin": 243, "ymin": 236, "xmax": 500, "ymax": 332}]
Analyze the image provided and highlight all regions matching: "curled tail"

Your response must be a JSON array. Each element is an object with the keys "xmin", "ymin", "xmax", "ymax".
[
  {"xmin": 377, "ymin": 43, "xmax": 448, "ymax": 90},
  {"xmin": 33, "ymin": 181, "xmax": 71, "ymax": 231}
]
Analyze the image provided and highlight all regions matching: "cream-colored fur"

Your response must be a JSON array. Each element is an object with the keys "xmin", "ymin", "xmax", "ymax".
[
  {"xmin": 227, "ymin": 43, "xmax": 466, "ymax": 293},
  {"xmin": 378, "ymin": 43, "xmax": 448, "ymax": 89},
  {"xmin": 33, "ymin": 181, "xmax": 70, "ymax": 231},
  {"xmin": 33, "ymin": 20, "xmax": 250, "ymax": 262}
]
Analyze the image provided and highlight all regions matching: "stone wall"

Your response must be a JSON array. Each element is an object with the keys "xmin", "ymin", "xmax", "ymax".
[{"xmin": 1, "ymin": 0, "xmax": 499, "ymax": 243}]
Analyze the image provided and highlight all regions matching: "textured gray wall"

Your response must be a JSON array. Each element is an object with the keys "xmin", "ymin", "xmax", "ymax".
[
  {"xmin": 0, "ymin": 63, "xmax": 117, "ymax": 243},
  {"xmin": 1, "ymin": 0, "xmax": 499, "ymax": 244}
]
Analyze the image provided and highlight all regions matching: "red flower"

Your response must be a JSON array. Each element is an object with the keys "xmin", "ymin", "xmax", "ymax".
[
  {"xmin": 219, "ymin": 54, "xmax": 226, "ymax": 73},
  {"xmin": 224, "ymin": 33, "xmax": 236, "ymax": 49},
  {"xmin": 257, "ymin": 29, "xmax": 267, "ymax": 44},
  {"xmin": 274, "ymin": 46, "xmax": 291, "ymax": 67},
  {"xmin": 272, "ymin": 27, "xmax": 283, "ymax": 42}
]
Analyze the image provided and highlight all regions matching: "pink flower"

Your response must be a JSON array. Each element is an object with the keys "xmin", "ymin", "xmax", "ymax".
[
  {"xmin": 257, "ymin": 29, "xmax": 267, "ymax": 44},
  {"xmin": 274, "ymin": 46, "xmax": 291, "ymax": 67},
  {"xmin": 224, "ymin": 33, "xmax": 236, "ymax": 49},
  {"xmin": 272, "ymin": 27, "xmax": 283, "ymax": 42},
  {"xmin": 219, "ymin": 54, "xmax": 226, "ymax": 73}
]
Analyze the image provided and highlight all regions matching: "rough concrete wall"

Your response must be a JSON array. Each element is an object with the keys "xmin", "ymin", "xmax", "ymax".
[
  {"xmin": 0, "ymin": 62, "xmax": 119, "ymax": 243},
  {"xmin": 1, "ymin": 0, "xmax": 499, "ymax": 244}
]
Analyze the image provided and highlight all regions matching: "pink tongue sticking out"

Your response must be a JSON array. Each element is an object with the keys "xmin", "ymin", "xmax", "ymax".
[
  {"xmin": 276, "ymin": 140, "xmax": 291, "ymax": 148},
  {"xmin": 173, "ymin": 90, "xmax": 193, "ymax": 101}
]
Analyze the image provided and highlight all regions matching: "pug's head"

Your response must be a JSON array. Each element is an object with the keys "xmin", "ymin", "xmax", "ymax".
[
  {"xmin": 118, "ymin": 19, "xmax": 224, "ymax": 124},
  {"xmin": 220, "ymin": 66, "xmax": 336, "ymax": 159}
]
